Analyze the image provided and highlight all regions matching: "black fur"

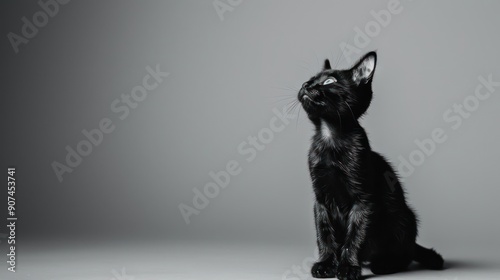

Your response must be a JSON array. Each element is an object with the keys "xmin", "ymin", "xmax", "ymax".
[{"xmin": 298, "ymin": 51, "xmax": 444, "ymax": 280}]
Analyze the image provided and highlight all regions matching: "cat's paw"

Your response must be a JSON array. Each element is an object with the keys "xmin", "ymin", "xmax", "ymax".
[
  {"xmin": 311, "ymin": 261, "xmax": 337, "ymax": 278},
  {"xmin": 336, "ymin": 264, "xmax": 361, "ymax": 280}
]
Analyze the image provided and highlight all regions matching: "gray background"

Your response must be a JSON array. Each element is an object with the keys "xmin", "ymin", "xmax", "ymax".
[{"xmin": 2, "ymin": 0, "xmax": 500, "ymax": 279}]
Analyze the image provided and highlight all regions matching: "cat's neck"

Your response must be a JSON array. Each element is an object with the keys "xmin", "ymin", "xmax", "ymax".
[
  {"xmin": 313, "ymin": 117, "xmax": 366, "ymax": 150},
  {"xmin": 315, "ymin": 117, "xmax": 361, "ymax": 138}
]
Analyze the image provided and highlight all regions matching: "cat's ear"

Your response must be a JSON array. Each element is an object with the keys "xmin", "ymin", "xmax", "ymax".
[
  {"xmin": 351, "ymin": 51, "xmax": 377, "ymax": 85},
  {"xmin": 323, "ymin": 59, "xmax": 331, "ymax": 70}
]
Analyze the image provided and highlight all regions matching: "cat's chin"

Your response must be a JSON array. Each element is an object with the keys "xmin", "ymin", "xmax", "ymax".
[
  {"xmin": 299, "ymin": 96, "xmax": 317, "ymax": 111},
  {"xmin": 301, "ymin": 95, "xmax": 312, "ymax": 102},
  {"xmin": 299, "ymin": 101, "xmax": 312, "ymax": 113},
  {"xmin": 299, "ymin": 101, "xmax": 321, "ymax": 117}
]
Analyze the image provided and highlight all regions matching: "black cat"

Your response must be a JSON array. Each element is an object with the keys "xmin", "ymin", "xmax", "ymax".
[{"xmin": 298, "ymin": 51, "xmax": 444, "ymax": 280}]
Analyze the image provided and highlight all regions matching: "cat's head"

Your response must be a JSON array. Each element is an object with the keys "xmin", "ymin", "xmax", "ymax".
[{"xmin": 298, "ymin": 51, "xmax": 377, "ymax": 123}]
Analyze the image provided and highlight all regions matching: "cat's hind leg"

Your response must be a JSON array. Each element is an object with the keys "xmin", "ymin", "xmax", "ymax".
[{"xmin": 369, "ymin": 253, "xmax": 412, "ymax": 275}]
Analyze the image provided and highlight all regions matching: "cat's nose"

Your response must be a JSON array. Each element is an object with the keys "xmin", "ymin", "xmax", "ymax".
[{"xmin": 301, "ymin": 82, "xmax": 309, "ymax": 90}]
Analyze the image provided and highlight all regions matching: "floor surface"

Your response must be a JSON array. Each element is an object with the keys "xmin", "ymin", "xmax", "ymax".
[{"xmin": 1, "ymin": 241, "xmax": 499, "ymax": 280}]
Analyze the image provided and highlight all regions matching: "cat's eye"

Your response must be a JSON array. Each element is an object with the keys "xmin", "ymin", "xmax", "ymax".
[{"xmin": 323, "ymin": 78, "xmax": 337, "ymax": 85}]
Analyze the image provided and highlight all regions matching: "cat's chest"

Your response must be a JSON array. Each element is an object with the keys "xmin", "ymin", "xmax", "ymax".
[
  {"xmin": 308, "ymin": 143, "xmax": 351, "ymax": 171},
  {"xmin": 310, "ymin": 160, "xmax": 354, "ymax": 210},
  {"xmin": 309, "ymin": 124, "xmax": 364, "ymax": 170},
  {"xmin": 308, "ymin": 140, "xmax": 362, "ymax": 208}
]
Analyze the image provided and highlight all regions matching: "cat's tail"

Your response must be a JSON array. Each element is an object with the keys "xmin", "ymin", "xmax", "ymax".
[{"xmin": 413, "ymin": 243, "xmax": 444, "ymax": 270}]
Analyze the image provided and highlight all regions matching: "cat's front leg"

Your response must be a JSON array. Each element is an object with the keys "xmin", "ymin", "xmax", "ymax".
[
  {"xmin": 336, "ymin": 203, "xmax": 371, "ymax": 280},
  {"xmin": 311, "ymin": 202, "xmax": 340, "ymax": 278}
]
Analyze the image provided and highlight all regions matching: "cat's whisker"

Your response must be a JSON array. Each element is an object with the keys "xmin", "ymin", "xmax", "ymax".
[
  {"xmin": 333, "ymin": 51, "xmax": 346, "ymax": 69},
  {"xmin": 345, "ymin": 101, "xmax": 356, "ymax": 122},
  {"xmin": 272, "ymin": 99, "xmax": 296, "ymax": 107},
  {"xmin": 272, "ymin": 85, "xmax": 300, "ymax": 92},
  {"xmin": 313, "ymin": 51, "xmax": 321, "ymax": 69},
  {"xmin": 286, "ymin": 100, "xmax": 299, "ymax": 115},
  {"xmin": 298, "ymin": 59, "xmax": 316, "ymax": 73},
  {"xmin": 292, "ymin": 102, "xmax": 302, "ymax": 122},
  {"xmin": 268, "ymin": 93, "xmax": 296, "ymax": 97},
  {"xmin": 297, "ymin": 63, "xmax": 314, "ymax": 73},
  {"xmin": 291, "ymin": 102, "xmax": 301, "ymax": 130},
  {"xmin": 268, "ymin": 95, "xmax": 295, "ymax": 100},
  {"xmin": 291, "ymin": 101, "xmax": 301, "ymax": 115},
  {"xmin": 270, "ymin": 96, "xmax": 296, "ymax": 104},
  {"xmin": 337, "ymin": 110, "xmax": 342, "ymax": 131},
  {"xmin": 286, "ymin": 102, "xmax": 295, "ymax": 113}
]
